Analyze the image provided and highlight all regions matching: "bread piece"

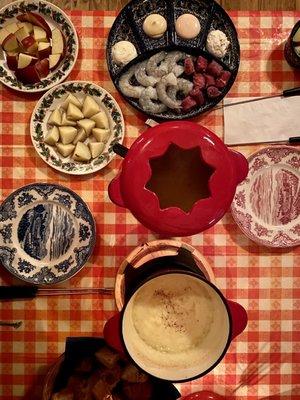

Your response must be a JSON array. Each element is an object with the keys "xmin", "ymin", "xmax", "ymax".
[
  {"xmin": 121, "ymin": 363, "xmax": 148, "ymax": 383},
  {"xmin": 92, "ymin": 379, "xmax": 111, "ymax": 400},
  {"xmin": 51, "ymin": 389, "xmax": 74, "ymax": 400},
  {"xmin": 95, "ymin": 347, "xmax": 119, "ymax": 369},
  {"xmin": 74, "ymin": 357, "xmax": 94, "ymax": 374},
  {"xmin": 122, "ymin": 381, "xmax": 153, "ymax": 400}
]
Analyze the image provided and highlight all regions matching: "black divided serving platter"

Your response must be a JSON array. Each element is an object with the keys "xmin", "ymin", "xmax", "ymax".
[{"xmin": 106, "ymin": 0, "xmax": 240, "ymax": 120}]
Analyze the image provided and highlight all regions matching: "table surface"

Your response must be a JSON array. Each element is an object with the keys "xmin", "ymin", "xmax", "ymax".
[
  {"xmin": 1, "ymin": 0, "xmax": 300, "ymax": 10},
  {"xmin": 0, "ymin": 6, "xmax": 300, "ymax": 400}
]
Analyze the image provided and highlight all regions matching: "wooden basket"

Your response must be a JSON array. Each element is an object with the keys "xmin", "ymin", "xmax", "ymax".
[{"xmin": 42, "ymin": 355, "xmax": 64, "ymax": 400}]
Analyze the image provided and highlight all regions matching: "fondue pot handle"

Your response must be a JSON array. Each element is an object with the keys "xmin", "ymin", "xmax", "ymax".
[
  {"xmin": 228, "ymin": 149, "xmax": 249, "ymax": 184},
  {"xmin": 226, "ymin": 300, "xmax": 248, "ymax": 339},
  {"xmin": 108, "ymin": 175, "xmax": 126, "ymax": 208},
  {"xmin": 103, "ymin": 312, "xmax": 126, "ymax": 354}
]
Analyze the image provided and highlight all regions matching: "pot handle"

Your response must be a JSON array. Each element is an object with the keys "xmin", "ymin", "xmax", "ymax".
[
  {"xmin": 229, "ymin": 149, "xmax": 249, "ymax": 184},
  {"xmin": 226, "ymin": 300, "xmax": 248, "ymax": 340},
  {"xmin": 108, "ymin": 175, "xmax": 126, "ymax": 208},
  {"xmin": 103, "ymin": 312, "xmax": 126, "ymax": 354}
]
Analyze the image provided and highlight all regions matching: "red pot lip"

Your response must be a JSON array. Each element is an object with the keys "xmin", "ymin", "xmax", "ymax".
[{"xmin": 114, "ymin": 121, "xmax": 242, "ymax": 236}]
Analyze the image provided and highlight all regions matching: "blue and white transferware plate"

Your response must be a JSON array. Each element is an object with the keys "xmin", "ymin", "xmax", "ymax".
[{"xmin": 0, "ymin": 183, "xmax": 96, "ymax": 285}]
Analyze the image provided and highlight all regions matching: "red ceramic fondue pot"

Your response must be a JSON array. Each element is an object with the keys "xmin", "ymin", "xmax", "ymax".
[{"xmin": 108, "ymin": 121, "xmax": 248, "ymax": 237}]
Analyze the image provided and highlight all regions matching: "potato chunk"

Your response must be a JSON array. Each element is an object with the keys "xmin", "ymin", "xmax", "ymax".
[
  {"xmin": 44, "ymin": 126, "xmax": 59, "ymax": 145},
  {"xmin": 92, "ymin": 128, "xmax": 110, "ymax": 143},
  {"xmin": 90, "ymin": 111, "xmax": 109, "ymax": 129},
  {"xmin": 89, "ymin": 142, "xmax": 105, "ymax": 158},
  {"xmin": 77, "ymin": 119, "xmax": 95, "ymax": 136},
  {"xmin": 48, "ymin": 108, "xmax": 61, "ymax": 126},
  {"xmin": 56, "ymin": 143, "xmax": 75, "ymax": 157},
  {"xmin": 82, "ymin": 95, "xmax": 100, "ymax": 118},
  {"xmin": 61, "ymin": 93, "xmax": 82, "ymax": 110},
  {"xmin": 59, "ymin": 126, "xmax": 77, "ymax": 145},
  {"xmin": 73, "ymin": 142, "xmax": 91, "ymax": 161},
  {"xmin": 73, "ymin": 128, "xmax": 87, "ymax": 145},
  {"xmin": 61, "ymin": 112, "xmax": 77, "ymax": 126},
  {"xmin": 67, "ymin": 103, "xmax": 84, "ymax": 121}
]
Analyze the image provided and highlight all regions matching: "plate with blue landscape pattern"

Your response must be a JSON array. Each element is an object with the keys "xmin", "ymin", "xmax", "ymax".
[{"xmin": 0, "ymin": 183, "xmax": 96, "ymax": 285}]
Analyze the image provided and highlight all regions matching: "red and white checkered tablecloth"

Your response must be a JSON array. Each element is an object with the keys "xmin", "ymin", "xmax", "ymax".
[{"xmin": 0, "ymin": 10, "xmax": 299, "ymax": 400}]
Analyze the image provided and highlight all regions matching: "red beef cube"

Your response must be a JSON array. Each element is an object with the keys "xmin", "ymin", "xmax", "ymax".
[
  {"xmin": 181, "ymin": 96, "xmax": 197, "ymax": 111},
  {"xmin": 206, "ymin": 60, "xmax": 223, "ymax": 77},
  {"xmin": 189, "ymin": 86, "xmax": 205, "ymax": 106},
  {"xmin": 204, "ymin": 74, "xmax": 215, "ymax": 88},
  {"xmin": 215, "ymin": 70, "xmax": 232, "ymax": 88},
  {"xmin": 207, "ymin": 86, "xmax": 221, "ymax": 98},
  {"xmin": 193, "ymin": 73, "xmax": 205, "ymax": 89},
  {"xmin": 184, "ymin": 57, "xmax": 195, "ymax": 75},
  {"xmin": 195, "ymin": 55, "xmax": 208, "ymax": 72}
]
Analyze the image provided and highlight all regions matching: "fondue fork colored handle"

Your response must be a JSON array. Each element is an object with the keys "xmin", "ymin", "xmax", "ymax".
[{"xmin": 0, "ymin": 286, "xmax": 114, "ymax": 300}]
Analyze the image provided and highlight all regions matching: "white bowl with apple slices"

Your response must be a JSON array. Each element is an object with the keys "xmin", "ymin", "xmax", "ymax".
[
  {"xmin": 0, "ymin": 0, "xmax": 78, "ymax": 92},
  {"xmin": 30, "ymin": 81, "xmax": 125, "ymax": 175}
]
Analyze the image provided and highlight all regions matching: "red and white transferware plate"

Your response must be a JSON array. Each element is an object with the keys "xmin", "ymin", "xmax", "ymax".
[{"xmin": 231, "ymin": 146, "xmax": 300, "ymax": 248}]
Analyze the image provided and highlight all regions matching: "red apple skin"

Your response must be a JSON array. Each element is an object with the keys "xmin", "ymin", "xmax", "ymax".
[
  {"xmin": 15, "ymin": 64, "xmax": 41, "ymax": 84},
  {"xmin": 17, "ymin": 12, "xmax": 52, "ymax": 39},
  {"xmin": 21, "ymin": 35, "xmax": 37, "ymax": 54},
  {"xmin": 38, "ymin": 46, "xmax": 51, "ymax": 59},
  {"xmin": 34, "ymin": 58, "xmax": 49, "ymax": 78},
  {"xmin": 6, "ymin": 53, "xmax": 18, "ymax": 71}
]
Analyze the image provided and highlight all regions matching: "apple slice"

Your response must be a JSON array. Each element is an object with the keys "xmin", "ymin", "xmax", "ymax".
[
  {"xmin": 6, "ymin": 52, "xmax": 19, "ymax": 71},
  {"xmin": 17, "ymin": 22, "xmax": 33, "ymax": 35},
  {"xmin": 92, "ymin": 128, "xmax": 111, "ymax": 143},
  {"xmin": 44, "ymin": 126, "xmax": 59, "ymax": 145},
  {"xmin": 59, "ymin": 126, "xmax": 78, "ymax": 144},
  {"xmin": 48, "ymin": 109, "xmax": 62, "ymax": 126},
  {"xmin": 17, "ymin": 12, "xmax": 51, "ymax": 39},
  {"xmin": 15, "ymin": 64, "xmax": 40, "ymax": 84},
  {"xmin": 0, "ymin": 28, "xmax": 11, "ymax": 45},
  {"xmin": 51, "ymin": 28, "xmax": 64, "ymax": 55},
  {"xmin": 61, "ymin": 112, "xmax": 77, "ymax": 126},
  {"xmin": 73, "ymin": 142, "xmax": 91, "ymax": 161},
  {"xmin": 17, "ymin": 53, "xmax": 37, "ymax": 69},
  {"xmin": 82, "ymin": 96, "xmax": 100, "ymax": 118},
  {"xmin": 293, "ymin": 27, "xmax": 300, "ymax": 44},
  {"xmin": 4, "ymin": 22, "xmax": 19, "ymax": 34},
  {"xmin": 67, "ymin": 103, "xmax": 84, "ymax": 121},
  {"xmin": 34, "ymin": 26, "xmax": 47, "ymax": 42},
  {"xmin": 2, "ymin": 34, "xmax": 19, "ymax": 52},
  {"xmin": 73, "ymin": 128, "xmax": 87, "ymax": 145},
  {"xmin": 90, "ymin": 111, "xmax": 109, "ymax": 129},
  {"xmin": 38, "ymin": 41, "xmax": 51, "ymax": 58},
  {"xmin": 21, "ymin": 35, "xmax": 37, "ymax": 55},
  {"xmin": 89, "ymin": 142, "xmax": 105, "ymax": 158},
  {"xmin": 15, "ymin": 26, "xmax": 29, "ymax": 43},
  {"xmin": 35, "ymin": 58, "xmax": 49, "ymax": 78},
  {"xmin": 61, "ymin": 93, "xmax": 82, "ymax": 110},
  {"xmin": 49, "ymin": 54, "xmax": 61, "ymax": 71},
  {"xmin": 77, "ymin": 119, "xmax": 96, "ymax": 136},
  {"xmin": 56, "ymin": 143, "xmax": 75, "ymax": 157}
]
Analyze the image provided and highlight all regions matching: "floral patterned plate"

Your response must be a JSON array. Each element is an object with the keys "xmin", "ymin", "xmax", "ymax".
[
  {"xmin": 30, "ymin": 81, "xmax": 125, "ymax": 175},
  {"xmin": 231, "ymin": 146, "xmax": 300, "ymax": 248},
  {"xmin": 0, "ymin": 183, "xmax": 96, "ymax": 285},
  {"xmin": 0, "ymin": 0, "xmax": 78, "ymax": 92}
]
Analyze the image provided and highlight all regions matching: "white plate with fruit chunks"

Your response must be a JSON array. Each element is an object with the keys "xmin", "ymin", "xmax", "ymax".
[
  {"xmin": 30, "ymin": 81, "xmax": 125, "ymax": 175},
  {"xmin": 0, "ymin": 0, "xmax": 78, "ymax": 92}
]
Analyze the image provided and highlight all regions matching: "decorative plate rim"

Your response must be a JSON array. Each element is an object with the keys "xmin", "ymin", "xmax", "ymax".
[
  {"xmin": 0, "ymin": 0, "xmax": 79, "ymax": 93},
  {"xmin": 0, "ymin": 182, "xmax": 96, "ymax": 285},
  {"xmin": 231, "ymin": 145, "xmax": 300, "ymax": 248},
  {"xmin": 30, "ymin": 80, "xmax": 125, "ymax": 175}
]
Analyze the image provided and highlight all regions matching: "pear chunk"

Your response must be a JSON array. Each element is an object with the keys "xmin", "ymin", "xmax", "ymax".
[
  {"xmin": 90, "ymin": 111, "xmax": 109, "ymax": 129},
  {"xmin": 61, "ymin": 111, "xmax": 77, "ymax": 126},
  {"xmin": 89, "ymin": 142, "xmax": 105, "ymax": 158},
  {"xmin": 77, "ymin": 119, "xmax": 95, "ymax": 136},
  {"xmin": 44, "ymin": 126, "xmax": 59, "ymax": 145},
  {"xmin": 48, "ymin": 108, "xmax": 61, "ymax": 126},
  {"xmin": 67, "ymin": 103, "xmax": 84, "ymax": 121},
  {"xmin": 73, "ymin": 142, "xmax": 91, "ymax": 161},
  {"xmin": 56, "ymin": 143, "xmax": 75, "ymax": 157},
  {"xmin": 61, "ymin": 93, "xmax": 82, "ymax": 110},
  {"xmin": 73, "ymin": 128, "xmax": 87, "ymax": 145},
  {"xmin": 59, "ymin": 126, "xmax": 77, "ymax": 144},
  {"xmin": 92, "ymin": 128, "xmax": 111, "ymax": 143},
  {"xmin": 82, "ymin": 95, "xmax": 100, "ymax": 118}
]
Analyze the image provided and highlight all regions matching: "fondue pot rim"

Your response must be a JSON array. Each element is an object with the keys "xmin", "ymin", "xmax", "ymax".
[{"xmin": 120, "ymin": 269, "xmax": 233, "ymax": 383}]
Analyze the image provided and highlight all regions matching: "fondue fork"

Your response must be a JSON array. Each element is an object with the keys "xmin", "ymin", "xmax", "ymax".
[
  {"xmin": 0, "ymin": 321, "xmax": 23, "ymax": 329},
  {"xmin": 0, "ymin": 286, "xmax": 114, "ymax": 300}
]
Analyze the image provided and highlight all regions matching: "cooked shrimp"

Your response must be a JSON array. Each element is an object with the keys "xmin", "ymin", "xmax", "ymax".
[
  {"xmin": 165, "ymin": 51, "xmax": 186, "ymax": 72},
  {"xmin": 167, "ymin": 78, "xmax": 193, "ymax": 100},
  {"xmin": 156, "ymin": 73, "xmax": 181, "ymax": 109},
  {"xmin": 118, "ymin": 65, "xmax": 144, "ymax": 98},
  {"xmin": 139, "ymin": 87, "xmax": 167, "ymax": 114},
  {"xmin": 134, "ymin": 61, "xmax": 159, "ymax": 87},
  {"xmin": 146, "ymin": 51, "xmax": 168, "ymax": 77}
]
